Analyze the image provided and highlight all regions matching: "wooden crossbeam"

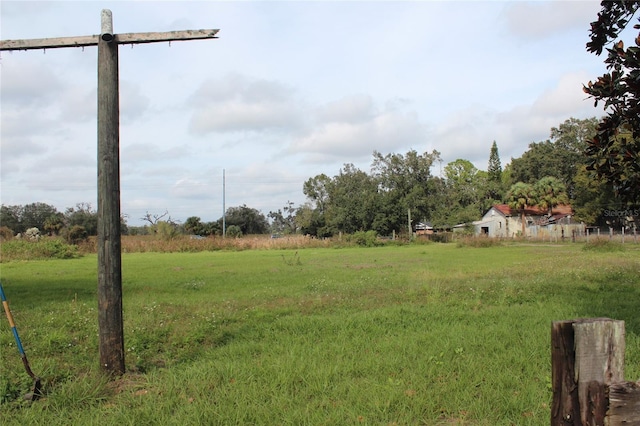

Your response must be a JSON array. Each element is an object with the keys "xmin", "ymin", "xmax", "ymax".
[{"xmin": 0, "ymin": 29, "xmax": 219, "ymax": 51}]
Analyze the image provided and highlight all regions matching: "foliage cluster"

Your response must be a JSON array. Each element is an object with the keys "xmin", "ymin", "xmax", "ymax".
[
  {"xmin": 0, "ymin": 203, "xmax": 119, "ymax": 244},
  {"xmin": 584, "ymin": 1, "xmax": 640, "ymax": 204},
  {"xmin": 344, "ymin": 230, "xmax": 381, "ymax": 247},
  {"xmin": 0, "ymin": 239, "xmax": 79, "ymax": 261}
]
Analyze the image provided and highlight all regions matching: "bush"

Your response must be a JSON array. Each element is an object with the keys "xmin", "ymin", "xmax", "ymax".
[
  {"xmin": 156, "ymin": 221, "xmax": 181, "ymax": 241},
  {"xmin": 226, "ymin": 225, "xmax": 243, "ymax": 238},
  {"xmin": 0, "ymin": 226, "xmax": 14, "ymax": 241},
  {"xmin": 427, "ymin": 232, "xmax": 453, "ymax": 243},
  {"xmin": 347, "ymin": 230, "xmax": 380, "ymax": 247},
  {"xmin": 62, "ymin": 225, "xmax": 88, "ymax": 245},
  {"xmin": 0, "ymin": 238, "xmax": 79, "ymax": 261}
]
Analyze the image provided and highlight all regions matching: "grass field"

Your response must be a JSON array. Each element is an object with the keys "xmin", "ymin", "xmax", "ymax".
[{"xmin": 1, "ymin": 241, "xmax": 639, "ymax": 425}]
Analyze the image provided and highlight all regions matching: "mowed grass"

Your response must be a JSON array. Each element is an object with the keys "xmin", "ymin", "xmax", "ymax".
[{"xmin": 1, "ymin": 243, "xmax": 639, "ymax": 425}]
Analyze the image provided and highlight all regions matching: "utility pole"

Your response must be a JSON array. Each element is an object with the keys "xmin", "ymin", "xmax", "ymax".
[{"xmin": 1, "ymin": 10, "xmax": 219, "ymax": 376}]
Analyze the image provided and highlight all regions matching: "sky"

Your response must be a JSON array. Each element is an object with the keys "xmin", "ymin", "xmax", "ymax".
[{"xmin": 0, "ymin": 0, "xmax": 610, "ymax": 226}]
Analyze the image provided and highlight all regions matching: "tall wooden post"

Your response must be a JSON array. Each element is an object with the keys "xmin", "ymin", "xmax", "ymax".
[
  {"xmin": 1, "ymin": 11, "xmax": 219, "ymax": 376},
  {"xmin": 97, "ymin": 10, "xmax": 125, "ymax": 375}
]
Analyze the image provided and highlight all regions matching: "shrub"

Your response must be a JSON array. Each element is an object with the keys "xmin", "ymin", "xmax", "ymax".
[
  {"xmin": 156, "ymin": 221, "xmax": 181, "ymax": 241},
  {"xmin": 0, "ymin": 238, "xmax": 79, "ymax": 261},
  {"xmin": 427, "ymin": 232, "xmax": 453, "ymax": 243},
  {"xmin": 0, "ymin": 226, "xmax": 13, "ymax": 241},
  {"xmin": 347, "ymin": 230, "xmax": 380, "ymax": 247},
  {"xmin": 226, "ymin": 225, "xmax": 243, "ymax": 238},
  {"xmin": 62, "ymin": 225, "xmax": 88, "ymax": 245}
]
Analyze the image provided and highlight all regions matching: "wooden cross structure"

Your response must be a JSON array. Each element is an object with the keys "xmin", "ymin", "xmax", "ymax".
[{"xmin": 0, "ymin": 10, "xmax": 219, "ymax": 375}]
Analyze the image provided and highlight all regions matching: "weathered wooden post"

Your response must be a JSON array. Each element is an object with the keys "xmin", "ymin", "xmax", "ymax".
[
  {"xmin": 97, "ymin": 9, "xmax": 125, "ymax": 374},
  {"xmin": 551, "ymin": 318, "xmax": 625, "ymax": 425}
]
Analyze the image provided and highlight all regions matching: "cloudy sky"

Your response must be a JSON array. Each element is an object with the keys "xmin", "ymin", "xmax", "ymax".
[{"xmin": 1, "ymin": 1, "xmax": 609, "ymax": 226}]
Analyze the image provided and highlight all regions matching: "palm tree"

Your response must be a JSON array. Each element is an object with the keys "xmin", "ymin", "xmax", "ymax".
[
  {"xmin": 507, "ymin": 182, "xmax": 537, "ymax": 236},
  {"xmin": 534, "ymin": 176, "xmax": 569, "ymax": 217}
]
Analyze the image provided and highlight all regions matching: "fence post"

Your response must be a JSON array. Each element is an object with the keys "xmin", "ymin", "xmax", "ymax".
[{"xmin": 551, "ymin": 318, "xmax": 625, "ymax": 425}]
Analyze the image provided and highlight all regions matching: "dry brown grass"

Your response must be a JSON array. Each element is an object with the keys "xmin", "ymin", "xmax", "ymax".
[{"xmin": 78, "ymin": 234, "xmax": 335, "ymax": 254}]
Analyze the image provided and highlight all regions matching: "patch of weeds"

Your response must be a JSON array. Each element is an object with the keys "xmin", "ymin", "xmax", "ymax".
[
  {"xmin": 582, "ymin": 238, "xmax": 625, "ymax": 252},
  {"xmin": 1, "ymin": 377, "xmax": 23, "ymax": 404},
  {"xmin": 343, "ymin": 230, "xmax": 382, "ymax": 247},
  {"xmin": 456, "ymin": 237, "xmax": 503, "ymax": 248},
  {"xmin": 183, "ymin": 280, "xmax": 205, "ymax": 290},
  {"xmin": 44, "ymin": 373, "xmax": 111, "ymax": 410},
  {"xmin": 281, "ymin": 251, "xmax": 302, "ymax": 266}
]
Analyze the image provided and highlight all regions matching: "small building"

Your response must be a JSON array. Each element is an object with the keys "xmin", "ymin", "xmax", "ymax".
[
  {"xmin": 415, "ymin": 222, "xmax": 434, "ymax": 235},
  {"xmin": 473, "ymin": 204, "xmax": 581, "ymax": 238}
]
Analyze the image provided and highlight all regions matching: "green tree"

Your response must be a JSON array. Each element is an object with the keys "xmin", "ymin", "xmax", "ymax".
[
  {"xmin": 21, "ymin": 202, "xmax": 59, "ymax": 232},
  {"xmin": 268, "ymin": 201, "xmax": 297, "ymax": 234},
  {"xmin": 442, "ymin": 159, "xmax": 485, "ymax": 225},
  {"xmin": 294, "ymin": 203, "xmax": 322, "ymax": 237},
  {"xmin": 1, "ymin": 205, "xmax": 23, "ymax": 234},
  {"xmin": 371, "ymin": 149, "xmax": 441, "ymax": 232},
  {"xmin": 509, "ymin": 141, "xmax": 563, "ymax": 186},
  {"xmin": 509, "ymin": 118, "xmax": 597, "ymax": 200},
  {"xmin": 65, "ymin": 203, "xmax": 98, "ymax": 236},
  {"xmin": 303, "ymin": 174, "xmax": 332, "ymax": 215},
  {"xmin": 44, "ymin": 213, "xmax": 65, "ymax": 236},
  {"xmin": 62, "ymin": 225, "xmax": 88, "ymax": 244},
  {"xmin": 184, "ymin": 216, "xmax": 205, "ymax": 235},
  {"xmin": 572, "ymin": 165, "xmax": 617, "ymax": 225},
  {"xmin": 488, "ymin": 141, "xmax": 502, "ymax": 183},
  {"xmin": 444, "ymin": 159, "xmax": 480, "ymax": 207},
  {"xmin": 329, "ymin": 163, "xmax": 379, "ymax": 234},
  {"xmin": 584, "ymin": 1, "xmax": 640, "ymax": 204},
  {"xmin": 486, "ymin": 141, "xmax": 504, "ymax": 202},
  {"xmin": 506, "ymin": 182, "xmax": 537, "ymax": 236},
  {"xmin": 549, "ymin": 117, "xmax": 599, "ymax": 198},
  {"xmin": 222, "ymin": 205, "xmax": 269, "ymax": 235},
  {"xmin": 534, "ymin": 176, "xmax": 569, "ymax": 216},
  {"xmin": 226, "ymin": 225, "xmax": 243, "ymax": 238}
]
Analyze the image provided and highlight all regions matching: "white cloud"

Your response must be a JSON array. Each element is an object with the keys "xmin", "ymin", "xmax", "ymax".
[
  {"xmin": 0, "ymin": 57, "xmax": 64, "ymax": 106},
  {"xmin": 170, "ymin": 177, "xmax": 211, "ymax": 199},
  {"xmin": 188, "ymin": 73, "xmax": 303, "ymax": 134},
  {"xmin": 289, "ymin": 98, "xmax": 426, "ymax": 164},
  {"xmin": 123, "ymin": 142, "xmax": 189, "ymax": 163},
  {"xmin": 315, "ymin": 94, "xmax": 375, "ymax": 124}
]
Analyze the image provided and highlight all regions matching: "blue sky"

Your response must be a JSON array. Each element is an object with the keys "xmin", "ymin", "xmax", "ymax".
[{"xmin": 1, "ymin": 1, "xmax": 608, "ymax": 226}]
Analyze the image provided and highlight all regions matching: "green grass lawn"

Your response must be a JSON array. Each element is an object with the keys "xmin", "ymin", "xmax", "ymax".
[{"xmin": 1, "ymin": 243, "xmax": 639, "ymax": 425}]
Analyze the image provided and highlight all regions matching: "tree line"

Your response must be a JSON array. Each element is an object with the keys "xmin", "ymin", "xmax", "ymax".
[
  {"xmin": 1, "ymin": 117, "xmax": 637, "ymax": 241},
  {"xmin": 0, "ymin": 203, "xmax": 272, "ymax": 241}
]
